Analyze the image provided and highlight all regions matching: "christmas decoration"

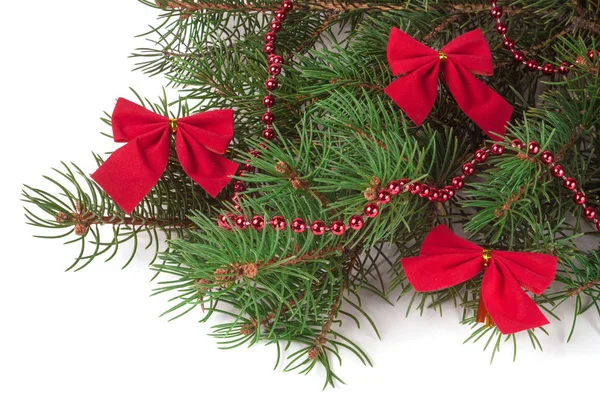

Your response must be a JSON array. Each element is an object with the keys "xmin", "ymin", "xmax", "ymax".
[
  {"xmin": 385, "ymin": 28, "xmax": 513, "ymax": 139},
  {"xmin": 92, "ymin": 98, "xmax": 238, "ymax": 213},
  {"xmin": 22, "ymin": 0, "xmax": 600, "ymax": 388},
  {"xmin": 402, "ymin": 225, "xmax": 557, "ymax": 334}
]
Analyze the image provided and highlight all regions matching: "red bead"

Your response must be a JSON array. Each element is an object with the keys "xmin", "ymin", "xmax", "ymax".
[
  {"xmin": 462, "ymin": 163, "xmax": 475, "ymax": 176},
  {"xmin": 291, "ymin": 218, "xmax": 306, "ymax": 233},
  {"xmin": 427, "ymin": 188, "xmax": 439, "ymax": 202},
  {"xmin": 311, "ymin": 220, "xmax": 326, "ymax": 235},
  {"xmin": 418, "ymin": 184, "xmax": 430, "ymax": 198},
  {"xmin": 269, "ymin": 63, "xmax": 282, "ymax": 76},
  {"xmin": 330, "ymin": 221, "xmax": 346, "ymax": 236},
  {"xmin": 265, "ymin": 78, "xmax": 278, "ymax": 91},
  {"xmin": 263, "ymin": 95, "xmax": 275, "ymax": 107},
  {"xmin": 540, "ymin": 150, "xmax": 554, "ymax": 164},
  {"xmin": 437, "ymin": 189, "xmax": 450, "ymax": 203},
  {"xmin": 496, "ymin": 22, "xmax": 508, "ymax": 35},
  {"xmin": 364, "ymin": 203, "xmax": 380, "ymax": 218},
  {"xmin": 511, "ymin": 139, "xmax": 523, "ymax": 150},
  {"xmin": 249, "ymin": 150, "xmax": 260, "ymax": 158},
  {"xmin": 409, "ymin": 182, "xmax": 422, "ymax": 195},
  {"xmin": 270, "ymin": 20, "xmax": 282, "ymax": 32},
  {"xmin": 265, "ymin": 31, "xmax": 276, "ymax": 42},
  {"xmin": 250, "ymin": 216, "xmax": 265, "ymax": 230},
  {"xmin": 542, "ymin": 63, "xmax": 555, "ymax": 75},
  {"xmin": 387, "ymin": 180, "xmax": 402, "ymax": 195},
  {"xmin": 558, "ymin": 62, "xmax": 570, "ymax": 75},
  {"xmin": 583, "ymin": 207, "xmax": 596, "ymax": 220},
  {"xmin": 513, "ymin": 50, "xmax": 525, "ymax": 63},
  {"xmin": 218, "ymin": 214, "xmax": 232, "ymax": 230},
  {"xmin": 552, "ymin": 165, "xmax": 565, "ymax": 178},
  {"xmin": 268, "ymin": 54, "xmax": 284, "ymax": 65},
  {"xmin": 264, "ymin": 42, "xmax": 275, "ymax": 54},
  {"xmin": 588, "ymin": 49, "xmax": 599, "ymax": 62},
  {"xmin": 398, "ymin": 178, "xmax": 410, "ymax": 190},
  {"xmin": 444, "ymin": 186, "xmax": 456, "ymax": 199},
  {"xmin": 349, "ymin": 215, "xmax": 364, "ymax": 230},
  {"xmin": 282, "ymin": 0, "xmax": 293, "ymax": 12},
  {"xmin": 377, "ymin": 190, "xmax": 392, "ymax": 204},
  {"xmin": 490, "ymin": 144, "xmax": 505, "ymax": 155},
  {"xmin": 526, "ymin": 59, "xmax": 539, "ymax": 71},
  {"xmin": 452, "ymin": 176, "xmax": 464, "ymax": 190},
  {"xmin": 574, "ymin": 192, "xmax": 586, "ymax": 205},
  {"xmin": 262, "ymin": 112, "xmax": 275, "ymax": 124},
  {"xmin": 275, "ymin": 10, "xmax": 287, "ymax": 21},
  {"xmin": 270, "ymin": 216, "xmax": 286, "ymax": 230},
  {"xmin": 502, "ymin": 38, "xmax": 515, "ymax": 50},
  {"xmin": 490, "ymin": 6, "xmax": 503, "ymax": 18},
  {"xmin": 235, "ymin": 215, "xmax": 248, "ymax": 229},
  {"xmin": 263, "ymin": 128, "xmax": 275, "ymax": 140},
  {"xmin": 474, "ymin": 149, "xmax": 488, "ymax": 163},
  {"xmin": 233, "ymin": 181, "xmax": 246, "ymax": 192},
  {"xmin": 564, "ymin": 178, "xmax": 577, "ymax": 191},
  {"xmin": 528, "ymin": 141, "xmax": 540, "ymax": 155}
]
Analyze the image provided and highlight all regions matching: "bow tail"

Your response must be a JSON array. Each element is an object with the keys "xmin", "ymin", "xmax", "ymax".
[
  {"xmin": 91, "ymin": 131, "xmax": 171, "ymax": 214},
  {"xmin": 481, "ymin": 262, "xmax": 550, "ymax": 334},
  {"xmin": 442, "ymin": 62, "xmax": 513, "ymax": 140},
  {"xmin": 384, "ymin": 61, "xmax": 440, "ymax": 126},
  {"xmin": 176, "ymin": 133, "xmax": 239, "ymax": 198}
]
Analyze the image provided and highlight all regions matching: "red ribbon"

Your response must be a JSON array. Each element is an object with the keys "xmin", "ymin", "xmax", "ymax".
[
  {"xmin": 401, "ymin": 225, "xmax": 557, "ymax": 334},
  {"xmin": 385, "ymin": 28, "xmax": 514, "ymax": 140},
  {"xmin": 91, "ymin": 98, "xmax": 239, "ymax": 214}
]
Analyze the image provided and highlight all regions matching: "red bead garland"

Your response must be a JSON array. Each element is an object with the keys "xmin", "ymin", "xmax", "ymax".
[
  {"xmin": 489, "ymin": 1, "xmax": 597, "ymax": 76},
  {"xmin": 220, "ymin": 0, "xmax": 600, "ymax": 236}
]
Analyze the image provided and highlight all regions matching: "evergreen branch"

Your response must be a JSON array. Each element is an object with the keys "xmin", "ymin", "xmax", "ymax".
[{"xmin": 567, "ymin": 279, "xmax": 600, "ymax": 297}]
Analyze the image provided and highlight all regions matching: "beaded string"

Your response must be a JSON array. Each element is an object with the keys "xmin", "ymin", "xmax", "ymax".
[
  {"xmin": 489, "ymin": 0, "xmax": 598, "ymax": 75},
  {"xmin": 226, "ymin": 0, "xmax": 293, "ymax": 215},
  {"xmin": 220, "ymin": 0, "xmax": 599, "ymax": 235}
]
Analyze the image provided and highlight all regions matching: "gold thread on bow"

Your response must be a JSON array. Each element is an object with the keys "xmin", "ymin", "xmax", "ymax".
[
  {"xmin": 169, "ymin": 118, "xmax": 178, "ymax": 134},
  {"xmin": 438, "ymin": 51, "xmax": 448, "ymax": 62},
  {"xmin": 476, "ymin": 248, "xmax": 495, "ymax": 328}
]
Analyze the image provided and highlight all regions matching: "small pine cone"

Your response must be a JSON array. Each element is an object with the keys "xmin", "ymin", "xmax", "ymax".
[
  {"xmin": 369, "ymin": 176, "xmax": 381, "ymax": 188},
  {"xmin": 364, "ymin": 187, "xmax": 377, "ymax": 201},
  {"xmin": 291, "ymin": 178, "xmax": 303, "ymax": 189},
  {"xmin": 74, "ymin": 224, "xmax": 88, "ymax": 236},
  {"xmin": 214, "ymin": 268, "xmax": 231, "ymax": 281},
  {"xmin": 574, "ymin": 55, "xmax": 586, "ymax": 65},
  {"xmin": 307, "ymin": 346, "xmax": 320, "ymax": 360},
  {"xmin": 240, "ymin": 324, "xmax": 256, "ymax": 336},
  {"xmin": 275, "ymin": 161, "xmax": 290, "ymax": 175},
  {"xmin": 241, "ymin": 263, "xmax": 258, "ymax": 279},
  {"xmin": 55, "ymin": 212, "xmax": 69, "ymax": 223}
]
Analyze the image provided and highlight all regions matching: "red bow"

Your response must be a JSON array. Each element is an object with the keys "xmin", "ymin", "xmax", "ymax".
[
  {"xmin": 91, "ymin": 98, "xmax": 239, "ymax": 214},
  {"xmin": 401, "ymin": 225, "xmax": 557, "ymax": 334},
  {"xmin": 385, "ymin": 28, "xmax": 513, "ymax": 140}
]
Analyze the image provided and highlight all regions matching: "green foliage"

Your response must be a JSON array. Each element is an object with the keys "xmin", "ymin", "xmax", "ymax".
[{"xmin": 23, "ymin": 0, "xmax": 600, "ymax": 387}]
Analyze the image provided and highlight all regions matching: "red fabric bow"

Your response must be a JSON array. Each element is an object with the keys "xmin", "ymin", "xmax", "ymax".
[
  {"xmin": 385, "ymin": 28, "xmax": 513, "ymax": 140},
  {"xmin": 401, "ymin": 225, "xmax": 557, "ymax": 334},
  {"xmin": 91, "ymin": 98, "xmax": 239, "ymax": 213}
]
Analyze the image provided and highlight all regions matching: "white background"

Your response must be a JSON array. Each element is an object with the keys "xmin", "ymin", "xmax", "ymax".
[{"xmin": 1, "ymin": 1, "xmax": 599, "ymax": 399}]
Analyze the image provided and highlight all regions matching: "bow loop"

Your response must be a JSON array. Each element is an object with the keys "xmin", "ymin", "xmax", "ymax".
[
  {"xmin": 401, "ymin": 225, "xmax": 557, "ymax": 334},
  {"xmin": 178, "ymin": 109, "xmax": 235, "ymax": 155},
  {"xmin": 385, "ymin": 28, "xmax": 513, "ymax": 139},
  {"xmin": 440, "ymin": 29, "xmax": 494, "ymax": 76},
  {"xmin": 91, "ymin": 98, "xmax": 238, "ymax": 214}
]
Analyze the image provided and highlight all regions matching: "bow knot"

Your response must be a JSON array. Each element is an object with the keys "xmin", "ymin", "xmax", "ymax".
[
  {"xmin": 401, "ymin": 225, "xmax": 557, "ymax": 334},
  {"xmin": 385, "ymin": 28, "xmax": 514, "ymax": 140},
  {"xmin": 482, "ymin": 248, "xmax": 493, "ymax": 268},
  {"xmin": 169, "ymin": 118, "xmax": 178, "ymax": 134},
  {"xmin": 91, "ymin": 98, "xmax": 239, "ymax": 214}
]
